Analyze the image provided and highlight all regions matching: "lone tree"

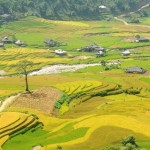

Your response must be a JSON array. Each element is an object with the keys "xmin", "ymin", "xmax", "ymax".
[
  {"xmin": 100, "ymin": 60, "xmax": 107, "ymax": 70},
  {"xmin": 13, "ymin": 60, "xmax": 33, "ymax": 92}
]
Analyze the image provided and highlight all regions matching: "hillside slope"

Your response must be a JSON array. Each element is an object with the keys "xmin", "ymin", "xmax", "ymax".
[{"xmin": 0, "ymin": 0, "xmax": 149, "ymax": 20}]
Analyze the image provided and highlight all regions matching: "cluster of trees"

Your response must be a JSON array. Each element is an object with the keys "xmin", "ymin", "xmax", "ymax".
[
  {"xmin": 0, "ymin": 0, "xmax": 149, "ymax": 21},
  {"xmin": 104, "ymin": 136, "xmax": 142, "ymax": 150}
]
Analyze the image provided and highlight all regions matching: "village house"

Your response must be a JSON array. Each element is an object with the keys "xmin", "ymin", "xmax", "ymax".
[
  {"xmin": 44, "ymin": 39, "xmax": 59, "ymax": 47},
  {"xmin": 15, "ymin": 40, "xmax": 25, "ymax": 46},
  {"xmin": 54, "ymin": 49, "xmax": 67, "ymax": 56},
  {"xmin": 125, "ymin": 66, "xmax": 146, "ymax": 74},
  {"xmin": 121, "ymin": 50, "xmax": 131, "ymax": 56},
  {"xmin": 2, "ymin": 37, "xmax": 12, "ymax": 43},
  {"xmin": 0, "ymin": 43, "xmax": 4, "ymax": 48},
  {"xmin": 135, "ymin": 37, "xmax": 149, "ymax": 43},
  {"xmin": 96, "ymin": 51, "xmax": 105, "ymax": 57},
  {"xmin": 99, "ymin": 5, "xmax": 107, "ymax": 9},
  {"xmin": 79, "ymin": 44, "xmax": 105, "ymax": 52}
]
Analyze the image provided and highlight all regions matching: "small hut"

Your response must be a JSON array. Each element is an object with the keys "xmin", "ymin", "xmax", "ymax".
[
  {"xmin": 2, "ymin": 37, "xmax": 12, "ymax": 44},
  {"xmin": 121, "ymin": 50, "xmax": 131, "ymax": 56},
  {"xmin": 99, "ymin": 5, "xmax": 107, "ymax": 9},
  {"xmin": 135, "ymin": 37, "xmax": 149, "ymax": 43},
  {"xmin": 96, "ymin": 51, "xmax": 105, "ymax": 57},
  {"xmin": 44, "ymin": 39, "xmax": 59, "ymax": 47},
  {"xmin": 54, "ymin": 49, "xmax": 67, "ymax": 56},
  {"xmin": 0, "ymin": 43, "xmax": 4, "ymax": 48},
  {"xmin": 15, "ymin": 40, "xmax": 25, "ymax": 46},
  {"xmin": 80, "ymin": 44, "xmax": 105, "ymax": 52},
  {"xmin": 125, "ymin": 67, "xmax": 146, "ymax": 74}
]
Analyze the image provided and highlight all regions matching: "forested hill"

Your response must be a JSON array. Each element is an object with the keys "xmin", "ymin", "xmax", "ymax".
[{"xmin": 0, "ymin": 0, "xmax": 149, "ymax": 21}]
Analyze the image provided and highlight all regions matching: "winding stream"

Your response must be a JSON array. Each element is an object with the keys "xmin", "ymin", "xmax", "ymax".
[{"xmin": 30, "ymin": 63, "xmax": 100, "ymax": 75}]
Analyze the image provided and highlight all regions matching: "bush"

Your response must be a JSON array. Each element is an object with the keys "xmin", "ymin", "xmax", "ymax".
[
  {"xmin": 54, "ymin": 102, "xmax": 62, "ymax": 109},
  {"xmin": 103, "ymin": 136, "xmax": 140, "ymax": 150},
  {"xmin": 121, "ymin": 136, "xmax": 137, "ymax": 147},
  {"xmin": 124, "ymin": 89, "xmax": 140, "ymax": 95},
  {"xmin": 94, "ymin": 91, "xmax": 107, "ymax": 97}
]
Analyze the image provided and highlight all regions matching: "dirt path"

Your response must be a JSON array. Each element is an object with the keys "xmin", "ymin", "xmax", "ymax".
[
  {"xmin": 32, "ymin": 146, "xmax": 42, "ymax": 150},
  {"xmin": 114, "ymin": 17, "xmax": 129, "ymax": 25},
  {"xmin": 125, "ymin": 3, "xmax": 150, "ymax": 16},
  {"xmin": 0, "ymin": 94, "xmax": 21, "ymax": 112},
  {"xmin": 114, "ymin": 3, "xmax": 150, "ymax": 29}
]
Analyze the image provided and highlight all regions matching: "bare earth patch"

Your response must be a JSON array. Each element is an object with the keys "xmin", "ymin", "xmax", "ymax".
[
  {"xmin": 123, "ymin": 37, "xmax": 136, "ymax": 42},
  {"xmin": 73, "ymin": 56, "xmax": 94, "ymax": 60},
  {"xmin": 12, "ymin": 87, "xmax": 61, "ymax": 114}
]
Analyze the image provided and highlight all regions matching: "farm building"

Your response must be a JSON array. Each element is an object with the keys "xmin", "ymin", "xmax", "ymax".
[
  {"xmin": 0, "ymin": 43, "xmax": 4, "ymax": 47},
  {"xmin": 15, "ymin": 40, "xmax": 25, "ymax": 46},
  {"xmin": 44, "ymin": 39, "xmax": 59, "ymax": 47},
  {"xmin": 99, "ymin": 5, "xmax": 107, "ymax": 9},
  {"xmin": 121, "ymin": 50, "xmax": 131, "ymax": 56},
  {"xmin": 135, "ymin": 37, "xmax": 149, "ymax": 42},
  {"xmin": 79, "ymin": 44, "xmax": 105, "ymax": 52},
  {"xmin": 125, "ymin": 67, "xmax": 146, "ymax": 74},
  {"xmin": 2, "ymin": 37, "xmax": 12, "ymax": 43},
  {"xmin": 54, "ymin": 49, "xmax": 67, "ymax": 56},
  {"xmin": 96, "ymin": 51, "xmax": 105, "ymax": 57}
]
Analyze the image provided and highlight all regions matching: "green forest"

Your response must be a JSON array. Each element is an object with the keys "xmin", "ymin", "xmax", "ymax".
[{"xmin": 0, "ymin": 0, "xmax": 149, "ymax": 20}]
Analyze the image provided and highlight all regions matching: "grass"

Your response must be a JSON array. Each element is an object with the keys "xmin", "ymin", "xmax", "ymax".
[
  {"xmin": 0, "ymin": 136, "xmax": 9, "ymax": 150},
  {"xmin": 137, "ymin": 140, "xmax": 150, "ymax": 149},
  {"xmin": 63, "ymin": 126, "xmax": 149, "ymax": 150},
  {"xmin": 0, "ymin": 112, "xmax": 41, "ymax": 148},
  {"xmin": 59, "ymin": 102, "xmax": 70, "ymax": 115},
  {"xmin": 0, "ymin": 15, "xmax": 149, "ymax": 76},
  {"xmin": 38, "ymin": 115, "xmax": 150, "ymax": 150}
]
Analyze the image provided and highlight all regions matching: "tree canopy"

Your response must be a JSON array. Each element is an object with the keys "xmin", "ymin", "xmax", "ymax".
[{"xmin": 0, "ymin": 0, "xmax": 149, "ymax": 21}]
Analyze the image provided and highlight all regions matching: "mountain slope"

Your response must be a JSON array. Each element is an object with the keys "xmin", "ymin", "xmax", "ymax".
[{"xmin": 0, "ymin": 0, "xmax": 149, "ymax": 20}]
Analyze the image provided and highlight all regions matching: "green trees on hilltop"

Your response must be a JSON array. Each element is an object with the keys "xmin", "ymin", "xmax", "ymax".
[{"xmin": 0, "ymin": 0, "xmax": 149, "ymax": 21}]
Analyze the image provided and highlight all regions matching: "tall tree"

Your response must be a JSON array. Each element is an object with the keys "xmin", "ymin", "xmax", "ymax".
[{"xmin": 13, "ymin": 60, "xmax": 33, "ymax": 92}]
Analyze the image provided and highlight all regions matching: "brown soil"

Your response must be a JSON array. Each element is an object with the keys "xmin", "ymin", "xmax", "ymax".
[
  {"xmin": 73, "ymin": 56, "xmax": 94, "ymax": 60},
  {"xmin": 12, "ymin": 87, "xmax": 61, "ymax": 114},
  {"xmin": 123, "ymin": 37, "xmax": 136, "ymax": 42}
]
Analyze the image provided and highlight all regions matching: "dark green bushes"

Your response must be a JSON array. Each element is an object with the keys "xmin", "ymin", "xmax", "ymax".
[{"xmin": 103, "ymin": 136, "xmax": 141, "ymax": 150}]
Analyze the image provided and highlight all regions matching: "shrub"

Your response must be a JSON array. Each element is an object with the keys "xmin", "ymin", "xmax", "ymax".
[
  {"xmin": 124, "ymin": 89, "xmax": 140, "ymax": 95},
  {"xmin": 121, "ymin": 136, "xmax": 138, "ymax": 147},
  {"xmin": 54, "ymin": 102, "xmax": 62, "ymax": 109},
  {"xmin": 94, "ymin": 91, "xmax": 107, "ymax": 97},
  {"xmin": 103, "ymin": 136, "xmax": 140, "ymax": 150}
]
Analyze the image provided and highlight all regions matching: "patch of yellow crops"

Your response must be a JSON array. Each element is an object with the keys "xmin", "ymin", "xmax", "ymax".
[
  {"xmin": 40, "ymin": 115, "xmax": 150, "ymax": 149},
  {"xmin": 54, "ymin": 80, "xmax": 102, "ymax": 95},
  {"xmin": 106, "ymin": 94, "xmax": 148, "ymax": 101},
  {"xmin": 0, "ymin": 112, "xmax": 20, "ymax": 129},
  {"xmin": 0, "ymin": 136, "xmax": 9, "ymax": 149},
  {"xmin": 7, "ymin": 107, "xmax": 72, "ymax": 131},
  {"xmin": 0, "ymin": 48, "xmax": 47, "ymax": 54},
  {"xmin": 74, "ymin": 115, "xmax": 150, "ymax": 138},
  {"xmin": 0, "ymin": 48, "xmax": 71, "ymax": 68},
  {"xmin": 59, "ymin": 102, "xmax": 69, "ymax": 115},
  {"xmin": 0, "ymin": 90, "xmax": 21, "ymax": 97},
  {"xmin": 31, "ymin": 58, "xmax": 70, "ymax": 64},
  {"xmin": 37, "ymin": 18, "xmax": 89, "ymax": 27}
]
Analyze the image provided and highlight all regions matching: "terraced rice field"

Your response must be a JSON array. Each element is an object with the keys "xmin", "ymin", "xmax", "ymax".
[
  {"xmin": 39, "ymin": 115, "xmax": 150, "ymax": 150},
  {"xmin": 0, "ymin": 112, "xmax": 42, "ymax": 149},
  {"xmin": 3, "ymin": 110, "xmax": 148, "ymax": 150},
  {"xmin": 54, "ymin": 80, "xmax": 102, "ymax": 95}
]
